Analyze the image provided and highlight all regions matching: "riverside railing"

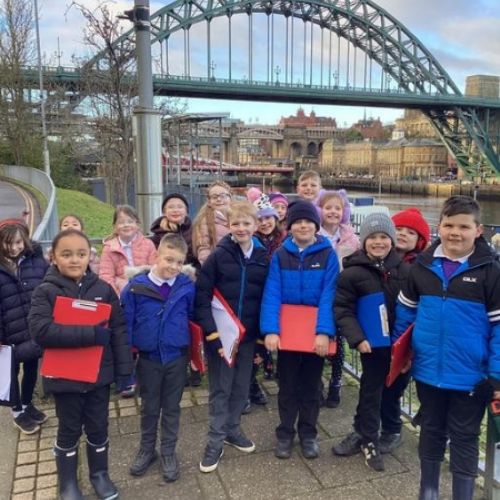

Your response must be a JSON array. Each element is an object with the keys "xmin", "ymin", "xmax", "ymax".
[{"xmin": 0, "ymin": 165, "xmax": 59, "ymax": 242}]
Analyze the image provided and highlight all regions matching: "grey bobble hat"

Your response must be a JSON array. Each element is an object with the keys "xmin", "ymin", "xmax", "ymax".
[{"xmin": 359, "ymin": 212, "xmax": 397, "ymax": 248}]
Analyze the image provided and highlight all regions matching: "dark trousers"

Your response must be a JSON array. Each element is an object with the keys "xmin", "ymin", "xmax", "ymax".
[
  {"xmin": 353, "ymin": 348, "xmax": 391, "ymax": 445},
  {"xmin": 327, "ymin": 335, "xmax": 345, "ymax": 387},
  {"xmin": 380, "ymin": 371, "xmax": 411, "ymax": 434},
  {"xmin": 136, "ymin": 353, "xmax": 187, "ymax": 455},
  {"xmin": 12, "ymin": 358, "xmax": 39, "ymax": 411},
  {"xmin": 416, "ymin": 381, "xmax": 486, "ymax": 477},
  {"xmin": 276, "ymin": 350, "xmax": 324, "ymax": 441},
  {"xmin": 54, "ymin": 386, "xmax": 110, "ymax": 448},
  {"xmin": 206, "ymin": 340, "xmax": 255, "ymax": 449}
]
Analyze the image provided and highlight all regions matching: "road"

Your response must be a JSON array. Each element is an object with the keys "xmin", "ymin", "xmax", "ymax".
[{"xmin": 0, "ymin": 180, "xmax": 38, "ymax": 234}]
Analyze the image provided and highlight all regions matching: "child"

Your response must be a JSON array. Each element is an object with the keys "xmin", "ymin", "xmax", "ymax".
[
  {"xmin": 196, "ymin": 201, "xmax": 269, "ymax": 473},
  {"xmin": 261, "ymin": 200, "xmax": 338, "ymax": 460},
  {"xmin": 268, "ymin": 192, "xmax": 289, "ymax": 229},
  {"xmin": 192, "ymin": 181, "xmax": 232, "ymax": 266},
  {"xmin": 318, "ymin": 191, "xmax": 360, "ymax": 408},
  {"xmin": 121, "ymin": 234, "xmax": 195, "ymax": 483},
  {"xmin": 29, "ymin": 229, "xmax": 133, "ymax": 500},
  {"xmin": 296, "ymin": 170, "xmax": 322, "ymax": 205},
  {"xmin": 0, "ymin": 220, "xmax": 48, "ymax": 434},
  {"xmin": 332, "ymin": 213, "xmax": 408, "ymax": 472},
  {"xmin": 59, "ymin": 214, "xmax": 100, "ymax": 273},
  {"xmin": 393, "ymin": 196, "xmax": 500, "ymax": 499},
  {"xmin": 378, "ymin": 207, "xmax": 430, "ymax": 453}
]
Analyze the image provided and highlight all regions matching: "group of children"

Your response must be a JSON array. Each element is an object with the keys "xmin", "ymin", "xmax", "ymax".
[{"xmin": 0, "ymin": 168, "xmax": 498, "ymax": 500}]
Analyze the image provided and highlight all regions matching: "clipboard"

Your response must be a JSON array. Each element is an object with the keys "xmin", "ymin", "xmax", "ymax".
[
  {"xmin": 40, "ymin": 297, "xmax": 111, "ymax": 383},
  {"xmin": 211, "ymin": 289, "xmax": 246, "ymax": 367},
  {"xmin": 0, "ymin": 345, "xmax": 15, "ymax": 407},
  {"xmin": 385, "ymin": 324, "xmax": 413, "ymax": 387},
  {"xmin": 279, "ymin": 304, "xmax": 337, "ymax": 355},
  {"xmin": 189, "ymin": 321, "xmax": 206, "ymax": 374}
]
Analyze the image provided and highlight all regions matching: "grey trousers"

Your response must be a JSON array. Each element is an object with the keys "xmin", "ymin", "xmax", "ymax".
[
  {"xmin": 136, "ymin": 353, "xmax": 187, "ymax": 455},
  {"xmin": 206, "ymin": 340, "xmax": 255, "ymax": 450}
]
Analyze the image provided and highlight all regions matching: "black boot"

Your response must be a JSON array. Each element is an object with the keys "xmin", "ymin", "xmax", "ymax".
[
  {"xmin": 418, "ymin": 459, "xmax": 441, "ymax": 500},
  {"xmin": 54, "ymin": 445, "xmax": 84, "ymax": 500},
  {"xmin": 87, "ymin": 440, "xmax": 118, "ymax": 500},
  {"xmin": 452, "ymin": 473, "xmax": 475, "ymax": 500},
  {"xmin": 325, "ymin": 384, "xmax": 341, "ymax": 408}
]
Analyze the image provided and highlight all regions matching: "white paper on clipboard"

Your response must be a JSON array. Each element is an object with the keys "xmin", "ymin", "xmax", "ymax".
[
  {"xmin": 0, "ymin": 345, "xmax": 13, "ymax": 401},
  {"xmin": 211, "ymin": 294, "xmax": 242, "ymax": 366}
]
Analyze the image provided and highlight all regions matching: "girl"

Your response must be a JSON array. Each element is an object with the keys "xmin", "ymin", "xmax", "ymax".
[
  {"xmin": 99, "ymin": 205, "xmax": 156, "ymax": 397},
  {"xmin": 268, "ymin": 192, "xmax": 289, "ymax": 231},
  {"xmin": 192, "ymin": 181, "xmax": 232, "ymax": 266},
  {"xmin": 318, "ymin": 191, "xmax": 360, "ymax": 408},
  {"xmin": 59, "ymin": 214, "xmax": 100, "ymax": 274},
  {"xmin": 0, "ymin": 220, "xmax": 48, "ymax": 434},
  {"xmin": 29, "ymin": 229, "xmax": 133, "ymax": 500}
]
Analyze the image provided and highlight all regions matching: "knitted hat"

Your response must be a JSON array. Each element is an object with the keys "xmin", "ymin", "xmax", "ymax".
[
  {"xmin": 161, "ymin": 193, "xmax": 189, "ymax": 212},
  {"xmin": 286, "ymin": 200, "xmax": 321, "ymax": 230},
  {"xmin": 254, "ymin": 194, "xmax": 278, "ymax": 219},
  {"xmin": 359, "ymin": 212, "xmax": 397, "ymax": 248},
  {"xmin": 391, "ymin": 208, "xmax": 430, "ymax": 251},
  {"xmin": 269, "ymin": 192, "xmax": 289, "ymax": 207},
  {"xmin": 246, "ymin": 187, "xmax": 262, "ymax": 204}
]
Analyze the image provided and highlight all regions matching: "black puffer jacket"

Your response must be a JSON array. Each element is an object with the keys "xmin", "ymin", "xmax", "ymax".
[
  {"xmin": 29, "ymin": 266, "xmax": 133, "ymax": 394},
  {"xmin": 0, "ymin": 244, "xmax": 48, "ymax": 362},
  {"xmin": 335, "ymin": 248, "xmax": 409, "ymax": 348},
  {"xmin": 195, "ymin": 234, "xmax": 269, "ymax": 342}
]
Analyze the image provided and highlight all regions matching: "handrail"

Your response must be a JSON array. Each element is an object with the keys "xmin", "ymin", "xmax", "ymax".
[{"xmin": 0, "ymin": 165, "xmax": 58, "ymax": 242}]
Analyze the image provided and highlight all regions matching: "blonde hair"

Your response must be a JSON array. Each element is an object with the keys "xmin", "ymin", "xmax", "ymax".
[
  {"xmin": 208, "ymin": 180, "xmax": 232, "ymax": 197},
  {"xmin": 319, "ymin": 191, "xmax": 344, "ymax": 208},
  {"xmin": 298, "ymin": 169, "xmax": 321, "ymax": 185},
  {"xmin": 227, "ymin": 200, "xmax": 258, "ymax": 222},
  {"xmin": 158, "ymin": 233, "xmax": 188, "ymax": 255}
]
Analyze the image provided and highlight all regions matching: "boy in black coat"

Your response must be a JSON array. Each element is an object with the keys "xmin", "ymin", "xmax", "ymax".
[
  {"xmin": 332, "ymin": 213, "xmax": 409, "ymax": 472},
  {"xmin": 195, "ymin": 201, "xmax": 269, "ymax": 473}
]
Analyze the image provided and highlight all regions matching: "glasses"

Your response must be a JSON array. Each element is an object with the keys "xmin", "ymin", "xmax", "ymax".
[
  {"xmin": 208, "ymin": 193, "xmax": 231, "ymax": 201},
  {"xmin": 116, "ymin": 219, "xmax": 138, "ymax": 226}
]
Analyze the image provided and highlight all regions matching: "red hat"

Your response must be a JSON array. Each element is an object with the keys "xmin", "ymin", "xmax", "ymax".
[
  {"xmin": 0, "ymin": 218, "xmax": 26, "ymax": 231},
  {"xmin": 391, "ymin": 208, "xmax": 430, "ymax": 251}
]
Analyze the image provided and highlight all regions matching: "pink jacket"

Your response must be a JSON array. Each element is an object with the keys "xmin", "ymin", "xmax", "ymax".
[
  {"xmin": 99, "ymin": 233, "xmax": 157, "ymax": 294},
  {"xmin": 194, "ymin": 210, "xmax": 230, "ymax": 265},
  {"xmin": 319, "ymin": 223, "xmax": 360, "ymax": 270}
]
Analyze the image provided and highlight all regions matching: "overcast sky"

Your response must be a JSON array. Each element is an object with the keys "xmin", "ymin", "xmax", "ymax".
[{"xmin": 37, "ymin": 0, "xmax": 500, "ymax": 126}]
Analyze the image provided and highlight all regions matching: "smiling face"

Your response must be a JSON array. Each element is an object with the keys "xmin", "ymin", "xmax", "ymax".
[
  {"xmin": 272, "ymin": 202, "xmax": 288, "ymax": 222},
  {"xmin": 114, "ymin": 211, "xmax": 140, "ymax": 243},
  {"xmin": 6, "ymin": 230, "xmax": 25, "ymax": 259},
  {"xmin": 154, "ymin": 246, "xmax": 186, "ymax": 281},
  {"xmin": 229, "ymin": 215, "xmax": 257, "ymax": 247},
  {"xmin": 290, "ymin": 218, "xmax": 317, "ymax": 247},
  {"xmin": 258, "ymin": 215, "xmax": 277, "ymax": 236},
  {"xmin": 60, "ymin": 215, "xmax": 83, "ymax": 232},
  {"xmin": 163, "ymin": 197, "xmax": 187, "ymax": 225},
  {"xmin": 395, "ymin": 226, "xmax": 419, "ymax": 253},
  {"xmin": 321, "ymin": 198, "xmax": 343, "ymax": 230},
  {"xmin": 52, "ymin": 234, "xmax": 90, "ymax": 282},
  {"xmin": 297, "ymin": 178, "xmax": 321, "ymax": 202},
  {"xmin": 438, "ymin": 213, "xmax": 481, "ymax": 260},
  {"xmin": 364, "ymin": 232, "xmax": 392, "ymax": 260},
  {"xmin": 207, "ymin": 186, "xmax": 232, "ymax": 210}
]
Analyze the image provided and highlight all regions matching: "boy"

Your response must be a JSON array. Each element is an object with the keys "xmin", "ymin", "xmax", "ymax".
[
  {"xmin": 121, "ymin": 234, "xmax": 195, "ymax": 482},
  {"xmin": 393, "ymin": 196, "xmax": 500, "ymax": 499},
  {"xmin": 296, "ymin": 170, "xmax": 322, "ymax": 204},
  {"xmin": 195, "ymin": 201, "xmax": 269, "ymax": 473},
  {"xmin": 332, "ymin": 213, "xmax": 409, "ymax": 471},
  {"xmin": 261, "ymin": 200, "xmax": 338, "ymax": 460}
]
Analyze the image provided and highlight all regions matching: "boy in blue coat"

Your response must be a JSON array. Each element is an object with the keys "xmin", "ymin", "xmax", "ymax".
[
  {"xmin": 393, "ymin": 196, "xmax": 500, "ymax": 500},
  {"xmin": 261, "ymin": 200, "xmax": 338, "ymax": 460},
  {"xmin": 121, "ymin": 234, "xmax": 195, "ymax": 483}
]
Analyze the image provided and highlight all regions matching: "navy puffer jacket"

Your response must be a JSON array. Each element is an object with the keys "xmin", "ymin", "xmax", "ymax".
[{"xmin": 0, "ymin": 244, "xmax": 48, "ymax": 361}]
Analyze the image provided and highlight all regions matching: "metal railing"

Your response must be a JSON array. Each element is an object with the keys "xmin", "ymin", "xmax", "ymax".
[{"xmin": 0, "ymin": 165, "xmax": 59, "ymax": 242}]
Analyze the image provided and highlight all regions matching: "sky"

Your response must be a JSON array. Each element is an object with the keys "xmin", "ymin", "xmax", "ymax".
[{"xmin": 36, "ymin": 0, "xmax": 500, "ymax": 127}]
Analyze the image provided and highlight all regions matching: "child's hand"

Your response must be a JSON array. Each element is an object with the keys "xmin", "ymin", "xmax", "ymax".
[
  {"xmin": 356, "ymin": 340, "xmax": 371, "ymax": 353},
  {"xmin": 206, "ymin": 332, "xmax": 224, "ymax": 357},
  {"xmin": 265, "ymin": 334, "xmax": 280, "ymax": 352},
  {"xmin": 314, "ymin": 334, "xmax": 330, "ymax": 357},
  {"xmin": 494, "ymin": 391, "xmax": 500, "ymax": 400}
]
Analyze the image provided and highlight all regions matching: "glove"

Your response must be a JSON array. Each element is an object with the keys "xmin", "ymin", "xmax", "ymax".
[
  {"xmin": 205, "ymin": 332, "xmax": 223, "ymax": 356},
  {"xmin": 473, "ymin": 378, "xmax": 500, "ymax": 403},
  {"xmin": 95, "ymin": 325, "xmax": 111, "ymax": 346}
]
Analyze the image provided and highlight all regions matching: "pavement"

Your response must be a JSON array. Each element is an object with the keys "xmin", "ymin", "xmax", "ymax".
[{"xmin": 0, "ymin": 375, "xmax": 484, "ymax": 500}]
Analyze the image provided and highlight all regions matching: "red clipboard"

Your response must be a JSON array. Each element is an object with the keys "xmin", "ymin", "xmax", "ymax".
[
  {"xmin": 40, "ymin": 297, "xmax": 111, "ymax": 383},
  {"xmin": 211, "ymin": 289, "xmax": 246, "ymax": 367},
  {"xmin": 385, "ymin": 324, "xmax": 413, "ymax": 387},
  {"xmin": 189, "ymin": 321, "xmax": 206, "ymax": 374},
  {"xmin": 279, "ymin": 304, "xmax": 337, "ymax": 355}
]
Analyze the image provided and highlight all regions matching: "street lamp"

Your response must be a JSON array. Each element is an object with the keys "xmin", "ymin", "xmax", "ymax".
[
  {"xmin": 210, "ymin": 60, "xmax": 216, "ymax": 80},
  {"xmin": 274, "ymin": 65, "xmax": 281, "ymax": 85},
  {"xmin": 332, "ymin": 70, "xmax": 338, "ymax": 88}
]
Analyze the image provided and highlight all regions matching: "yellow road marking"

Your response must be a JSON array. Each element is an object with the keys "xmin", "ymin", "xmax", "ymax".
[{"xmin": 11, "ymin": 183, "xmax": 35, "ymax": 236}]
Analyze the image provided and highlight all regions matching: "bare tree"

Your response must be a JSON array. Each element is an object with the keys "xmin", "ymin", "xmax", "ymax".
[{"xmin": 0, "ymin": 0, "xmax": 38, "ymax": 165}]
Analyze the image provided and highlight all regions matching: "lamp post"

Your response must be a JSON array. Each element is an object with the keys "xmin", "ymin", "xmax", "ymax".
[
  {"xmin": 210, "ymin": 60, "xmax": 216, "ymax": 80},
  {"xmin": 274, "ymin": 65, "xmax": 281, "ymax": 84},
  {"xmin": 33, "ymin": 0, "xmax": 50, "ymax": 176},
  {"xmin": 332, "ymin": 70, "xmax": 338, "ymax": 88}
]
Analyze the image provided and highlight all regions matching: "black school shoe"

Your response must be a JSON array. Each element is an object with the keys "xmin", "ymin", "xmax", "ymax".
[
  {"xmin": 275, "ymin": 439, "xmax": 293, "ymax": 459},
  {"xmin": 24, "ymin": 404, "xmax": 48, "ymax": 424},
  {"xmin": 129, "ymin": 449, "xmax": 158, "ymax": 476},
  {"xmin": 13, "ymin": 412, "xmax": 40, "ymax": 434},
  {"xmin": 332, "ymin": 431, "xmax": 362, "ymax": 456},
  {"xmin": 300, "ymin": 438, "xmax": 319, "ymax": 459},
  {"xmin": 379, "ymin": 433, "xmax": 402, "ymax": 454},
  {"xmin": 160, "ymin": 453, "xmax": 180, "ymax": 482}
]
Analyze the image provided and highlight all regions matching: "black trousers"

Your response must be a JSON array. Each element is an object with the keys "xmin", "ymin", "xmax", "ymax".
[
  {"xmin": 276, "ymin": 350, "xmax": 324, "ymax": 441},
  {"xmin": 380, "ymin": 371, "xmax": 411, "ymax": 434},
  {"xmin": 416, "ymin": 381, "xmax": 486, "ymax": 477},
  {"xmin": 12, "ymin": 358, "xmax": 39, "ymax": 412},
  {"xmin": 353, "ymin": 348, "xmax": 391, "ymax": 445},
  {"xmin": 54, "ymin": 386, "xmax": 110, "ymax": 449},
  {"xmin": 137, "ymin": 353, "xmax": 187, "ymax": 455}
]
